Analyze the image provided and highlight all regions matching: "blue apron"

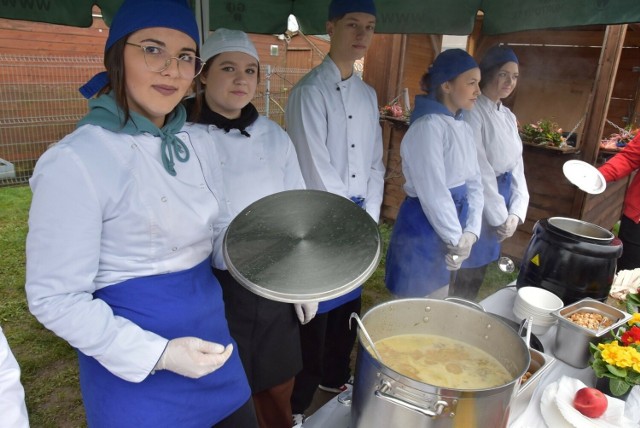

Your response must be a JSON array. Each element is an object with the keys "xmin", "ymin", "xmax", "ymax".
[
  {"xmin": 463, "ymin": 171, "xmax": 513, "ymax": 268},
  {"xmin": 78, "ymin": 258, "xmax": 251, "ymax": 428},
  {"xmin": 385, "ymin": 185, "xmax": 469, "ymax": 297},
  {"xmin": 318, "ymin": 196, "xmax": 366, "ymax": 313}
]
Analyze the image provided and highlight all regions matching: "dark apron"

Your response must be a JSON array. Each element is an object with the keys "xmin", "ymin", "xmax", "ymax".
[
  {"xmin": 78, "ymin": 258, "xmax": 251, "ymax": 428},
  {"xmin": 464, "ymin": 171, "xmax": 513, "ymax": 268},
  {"xmin": 385, "ymin": 185, "xmax": 469, "ymax": 297},
  {"xmin": 214, "ymin": 268, "xmax": 302, "ymax": 393}
]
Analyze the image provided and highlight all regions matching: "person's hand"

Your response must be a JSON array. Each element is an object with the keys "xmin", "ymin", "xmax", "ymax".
[
  {"xmin": 294, "ymin": 302, "xmax": 318, "ymax": 325},
  {"xmin": 445, "ymin": 253, "xmax": 463, "ymax": 271},
  {"xmin": 497, "ymin": 214, "xmax": 520, "ymax": 242},
  {"xmin": 154, "ymin": 337, "xmax": 233, "ymax": 378},
  {"xmin": 445, "ymin": 232, "xmax": 477, "ymax": 270},
  {"xmin": 447, "ymin": 232, "xmax": 477, "ymax": 259}
]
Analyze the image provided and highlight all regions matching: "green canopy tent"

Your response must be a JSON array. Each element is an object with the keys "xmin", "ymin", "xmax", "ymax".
[{"xmin": 1, "ymin": 0, "xmax": 639, "ymax": 36}]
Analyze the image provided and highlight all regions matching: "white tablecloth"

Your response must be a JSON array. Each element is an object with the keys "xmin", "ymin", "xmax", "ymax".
[{"xmin": 303, "ymin": 287, "xmax": 640, "ymax": 427}]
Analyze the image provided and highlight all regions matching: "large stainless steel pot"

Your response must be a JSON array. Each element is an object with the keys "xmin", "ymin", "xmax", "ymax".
[{"xmin": 351, "ymin": 298, "xmax": 530, "ymax": 428}]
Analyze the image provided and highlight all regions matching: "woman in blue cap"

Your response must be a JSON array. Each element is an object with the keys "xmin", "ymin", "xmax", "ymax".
[
  {"xmin": 453, "ymin": 45, "xmax": 529, "ymax": 299},
  {"xmin": 385, "ymin": 48, "xmax": 484, "ymax": 298},
  {"xmin": 25, "ymin": 1, "xmax": 256, "ymax": 426},
  {"xmin": 184, "ymin": 28, "xmax": 310, "ymax": 428}
]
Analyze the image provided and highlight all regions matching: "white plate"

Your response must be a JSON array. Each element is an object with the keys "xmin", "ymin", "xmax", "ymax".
[
  {"xmin": 541, "ymin": 376, "xmax": 634, "ymax": 428},
  {"xmin": 541, "ymin": 380, "xmax": 573, "ymax": 428},
  {"xmin": 563, "ymin": 160, "xmax": 606, "ymax": 194}
]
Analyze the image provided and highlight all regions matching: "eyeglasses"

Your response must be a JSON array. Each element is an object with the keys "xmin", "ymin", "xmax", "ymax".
[{"xmin": 126, "ymin": 42, "xmax": 204, "ymax": 79}]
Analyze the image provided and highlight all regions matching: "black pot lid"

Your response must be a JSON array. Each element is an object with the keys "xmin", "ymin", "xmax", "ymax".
[{"xmin": 223, "ymin": 190, "xmax": 382, "ymax": 303}]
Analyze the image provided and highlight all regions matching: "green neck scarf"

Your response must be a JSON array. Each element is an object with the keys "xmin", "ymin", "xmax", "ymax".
[{"xmin": 77, "ymin": 92, "xmax": 189, "ymax": 176}]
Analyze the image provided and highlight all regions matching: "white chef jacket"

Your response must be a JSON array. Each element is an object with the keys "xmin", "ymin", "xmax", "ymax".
[
  {"xmin": 0, "ymin": 326, "xmax": 29, "ymax": 428},
  {"xmin": 285, "ymin": 56, "xmax": 385, "ymax": 222},
  {"xmin": 26, "ymin": 124, "xmax": 222, "ymax": 383},
  {"xmin": 464, "ymin": 94, "xmax": 529, "ymax": 227},
  {"xmin": 402, "ymin": 113, "xmax": 484, "ymax": 246},
  {"xmin": 186, "ymin": 117, "xmax": 306, "ymax": 270}
]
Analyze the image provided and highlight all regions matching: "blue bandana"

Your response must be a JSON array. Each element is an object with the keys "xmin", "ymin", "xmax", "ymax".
[
  {"xmin": 79, "ymin": 0, "xmax": 199, "ymax": 99},
  {"xmin": 427, "ymin": 49, "xmax": 478, "ymax": 92},
  {"xmin": 328, "ymin": 0, "xmax": 377, "ymax": 20},
  {"xmin": 479, "ymin": 45, "xmax": 519, "ymax": 73}
]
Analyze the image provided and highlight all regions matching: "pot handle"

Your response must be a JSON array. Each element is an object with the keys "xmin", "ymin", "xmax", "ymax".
[
  {"xmin": 444, "ymin": 297, "xmax": 485, "ymax": 312},
  {"xmin": 374, "ymin": 380, "xmax": 448, "ymax": 418}
]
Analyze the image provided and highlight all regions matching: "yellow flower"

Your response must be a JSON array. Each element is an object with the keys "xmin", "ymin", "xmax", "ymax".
[
  {"xmin": 598, "ymin": 341, "xmax": 640, "ymax": 370},
  {"xmin": 628, "ymin": 313, "xmax": 640, "ymax": 326}
]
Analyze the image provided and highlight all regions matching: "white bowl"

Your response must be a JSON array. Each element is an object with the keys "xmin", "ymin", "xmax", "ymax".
[
  {"xmin": 531, "ymin": 321, "xmax": 555, "ymax": 336},
  {"xmin": 517, "ymin": 287, "xmax": 564, "ymax": 312}
]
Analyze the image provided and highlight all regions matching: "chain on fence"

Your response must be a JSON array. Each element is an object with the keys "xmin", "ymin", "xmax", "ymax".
[{"xmin": 0, "ymin": 54, "xmax": 310, "ymax": 186}]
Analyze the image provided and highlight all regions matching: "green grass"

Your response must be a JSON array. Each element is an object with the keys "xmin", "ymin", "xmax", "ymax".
[
  {"xmin": 0, "ymin": 185, "xmax": 84, "ymax": 427},
  {"xmin": 1, "ymin": 185, "xmax": 517, "ymax": 426}
]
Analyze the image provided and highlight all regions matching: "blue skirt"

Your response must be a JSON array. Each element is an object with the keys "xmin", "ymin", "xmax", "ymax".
[
  {"xmin": 385, "ymin": 185, "xmax": 469, "ymax": 297},
  {"xmin": 78, "ymin": 258, "xmax": 251, "ymax": 428},
  {"xmin": 463, "ymin": 171, "xmax": 513, "ymax": 268}
]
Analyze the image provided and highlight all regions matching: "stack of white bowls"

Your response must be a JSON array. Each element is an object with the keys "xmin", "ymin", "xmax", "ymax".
[{"xmin": 513, "ymin": 286, "xmax": 564, "ymax": 335}]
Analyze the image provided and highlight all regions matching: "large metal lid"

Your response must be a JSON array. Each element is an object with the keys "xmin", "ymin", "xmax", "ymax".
[{"xmin": 223, "ymin": 190, "xmax": 382, "ymax": 303}]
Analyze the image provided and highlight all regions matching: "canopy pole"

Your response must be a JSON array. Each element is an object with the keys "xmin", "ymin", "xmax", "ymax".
[{"xmin": 194, "ymin": 0, "xmax": 209, "ymax": 46}]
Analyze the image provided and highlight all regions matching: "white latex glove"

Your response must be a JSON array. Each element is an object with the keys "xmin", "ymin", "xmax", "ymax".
[
  {"xmin": 445, "ymin": 253, "xmax": 463, "ymax": 271},
  {"xmin": 497, "ymin": 214, "xmax": 520, "ymax": 242},
  {"xmin": 154, "ymin": 337, "xmax": 233, "ymax": 379},
  {"xmin": 446, "ymin": 232, "xmax": 477, "ymax": 259},
  {"xmin": 294, "ymin": 302, "xmax": 318, "ymax": 325}
]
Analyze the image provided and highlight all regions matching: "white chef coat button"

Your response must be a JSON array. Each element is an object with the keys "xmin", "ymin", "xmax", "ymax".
[
  {"xmin": 351, "ymin": 144, "xmax": 355, "ymax": 148},
  {"xmin": 161, "ymin": 196, "xmax": 168, "ymax": 202},
  {"xmin": 351, "ymin": 174, "xmax": 356, "ymax": 178},
  {"xmin": 172, "ymin": 247, "xmax": 178, "ymax": 252},
  {"xmin": 336, "ymin": 87, "xmax": 340, "ymax": 91},
  {"xmin": 348, "ymin": 115, "xmax": 353, "ymax": 119}
]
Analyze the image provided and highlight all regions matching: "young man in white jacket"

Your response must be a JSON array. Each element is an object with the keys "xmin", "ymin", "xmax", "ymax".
[{"xmin": 285, "ymin": 0, "xmax": 385, "ymax": 422}]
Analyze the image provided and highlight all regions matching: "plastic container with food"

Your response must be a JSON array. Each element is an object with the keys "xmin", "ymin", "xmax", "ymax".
[
  {"xmin": 551, "ymin": 298, "xmax": 632, "ymax": 368},
  {"xmin": 515, "ymin": 348, "xmax": 555, "ymax": 404}
]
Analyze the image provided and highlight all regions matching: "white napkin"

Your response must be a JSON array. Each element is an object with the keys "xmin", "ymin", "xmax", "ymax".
[{"xmin": 541, "ymin": 376, "xmax": 635, "ymax": 428}]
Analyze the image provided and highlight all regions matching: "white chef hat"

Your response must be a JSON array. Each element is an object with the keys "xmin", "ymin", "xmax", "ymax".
[{"xmin": 201, "ymin": 28, "xmax": 259, "ymax": 64}]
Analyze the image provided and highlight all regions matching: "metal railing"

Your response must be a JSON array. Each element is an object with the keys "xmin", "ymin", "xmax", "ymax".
[{"xmin": 0, "ymin": 54, "xmax": 309, "ymax": 186}]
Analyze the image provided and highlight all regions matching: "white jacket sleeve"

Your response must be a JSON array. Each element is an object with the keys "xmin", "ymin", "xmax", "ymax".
[
  {"xmin": 0, "ymin": 327, "xmax": 29, "ymax": 428},
  {"xmin": 364, "ymin": 119, "xmax": 385, "ymax": 223},
  {"xmin": 285, "ymin": 85, "xmax": 349, "ymax": 198},
  {"xmin": 466, "ymin": 109, "xmax": 508, "ymax": 227},
  {"xmin": 403, "ymin": 120, "xmax": 464, "ymax": 245},
  {"xmin": 507, "ymin": 138, "xmax": 529, "ymax": 222},
  {"xmin": 26, "ymin": 149, "xmax": 167, "ymax": 383}
]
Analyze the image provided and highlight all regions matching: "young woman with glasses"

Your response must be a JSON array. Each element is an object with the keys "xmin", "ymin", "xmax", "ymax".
[{"xmin": 24, "ymin": 1, "xmax": 258, "ymax": 426}]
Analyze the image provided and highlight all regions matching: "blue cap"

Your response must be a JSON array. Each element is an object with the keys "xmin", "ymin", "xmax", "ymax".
[
  {"xmin": 427, "ymin": 49, "xmax": 478, "ymax": 91},
  {"xmin": 80, "ymin": 0, "xmax": 199, "ymax": 99},
  {"xmin": 328, "ymin": 0, "xmax": 377, "ymax": 20},
  {"xmin": 479, "ymin": 45, "xmax": 519, "ymax": 72},
  {"xmin": 106, "ymin": 0, "xmax": 199, "ymax": 52}
]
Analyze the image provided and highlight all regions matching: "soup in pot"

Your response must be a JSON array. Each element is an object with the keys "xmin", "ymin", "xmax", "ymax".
[{"xmin": 374, "ymin": 334, "xmax": 512, "ymax": 389}]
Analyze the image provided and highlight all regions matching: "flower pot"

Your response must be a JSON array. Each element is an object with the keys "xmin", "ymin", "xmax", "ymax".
[{"xmin": 595, "ymin": 376, "xmax": 631, "ymax": 401}]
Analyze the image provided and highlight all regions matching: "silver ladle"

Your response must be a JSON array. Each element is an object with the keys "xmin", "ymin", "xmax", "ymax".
[
  {"xmin": 498, "ymin": 256, "xmax": 515, "ymax": 273},
  {"xmin": 349, "ymin": 312, "xmax": 384, "ymax": 363}
]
